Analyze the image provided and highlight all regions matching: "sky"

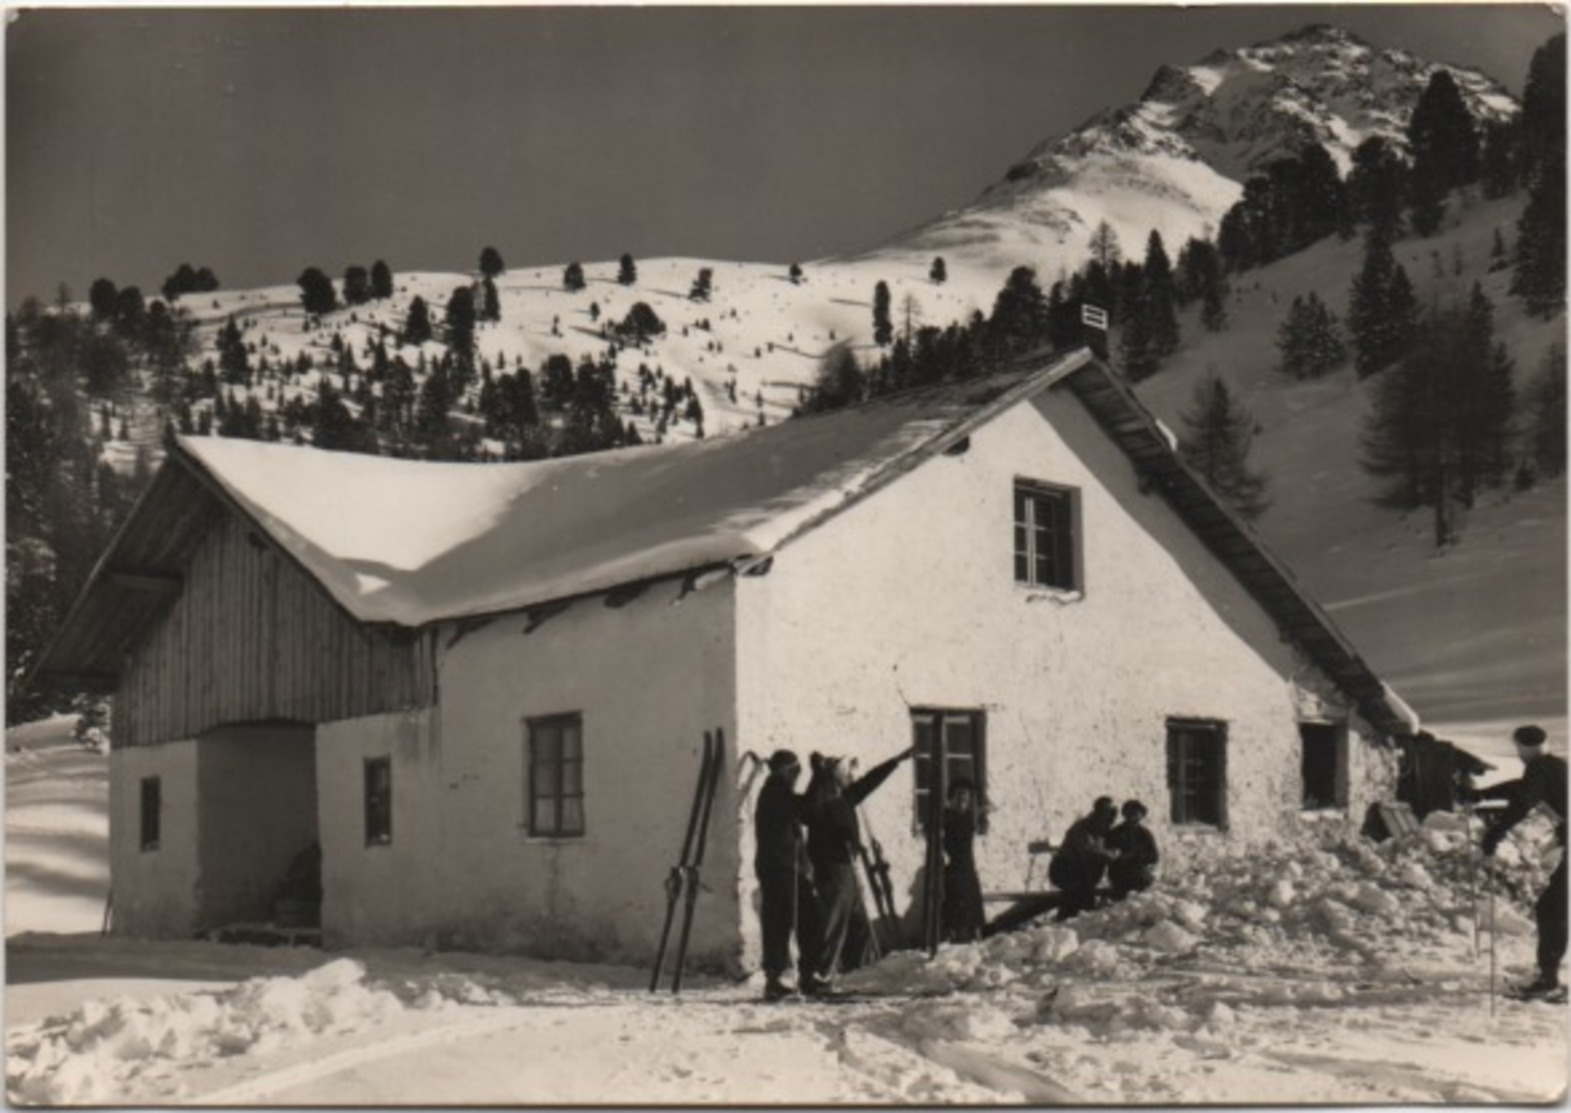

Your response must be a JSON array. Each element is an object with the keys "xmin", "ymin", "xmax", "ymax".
[{"xmin": 5, "ymin": 3, "xmax": 1563, "ymax": 304}]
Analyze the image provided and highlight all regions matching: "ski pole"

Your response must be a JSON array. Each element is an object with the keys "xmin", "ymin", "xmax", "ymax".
[
  {"xmin": 1486, "ymin": 857, "xmax": 1497, "ymax": 1017},
  {"xmin": 1463, "ymin": 804, "xmax": 1479, "ymax": 957}
]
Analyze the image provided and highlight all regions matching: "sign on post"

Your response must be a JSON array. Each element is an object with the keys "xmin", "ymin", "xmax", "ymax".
[{"xmin": 1081, "ymin": 303, "xmax": 1108, "ymax": 330}]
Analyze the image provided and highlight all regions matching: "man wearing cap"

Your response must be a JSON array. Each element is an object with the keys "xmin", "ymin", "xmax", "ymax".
[
  {"xmin": 1049, "ymin": 796, "xmax": 1121, "ymax": 920},
  {"xmin": 1106, "ymin": 799, "xmax": 1160, "ymax": 901},
  {"xmin": 1475, "ymin": 725, "xmax": 1567, "ymax": 999},
  {"xmin": 754, "ymin": 749, "xmax": 819, "ymax": 1001}
]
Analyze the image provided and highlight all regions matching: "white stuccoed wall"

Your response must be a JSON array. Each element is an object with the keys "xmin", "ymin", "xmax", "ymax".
[
  {"xmin": 734, "ymin": 387, "xmax": 1395, "ymax": 957},
  {"xmin": 317, "ymin": 707, "xmax": 447, "ymax": 948},
  {"xmin": 110, "ymin": 741, "xmax": 200, "ymax": 937},
  {"xmin": 323, "ymin": 578, "xmax": 743, "ymax": 965}
]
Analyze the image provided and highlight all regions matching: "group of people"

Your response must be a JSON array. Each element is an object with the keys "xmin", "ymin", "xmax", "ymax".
[
  {"xmin": 754, "ymin": 744, "xmax": 912, "ymax": 1001},
  {"xmin": 1047, "ymin": 795, "xmax": 1160, "ymax": 920}
]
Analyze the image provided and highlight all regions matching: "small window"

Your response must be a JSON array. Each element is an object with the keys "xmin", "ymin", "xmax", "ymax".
[
  {"xmin": 1167, "ymin": 719, "xmax": 1227, "ymax": 828},
  {"xmin": 364, "ymin": 757, "xmax": 392, "ymax": 846},
  {"xmin": 527, "ymin": 714, "xmax": 585, "ymax": 838},
  {"xmin": 1014, "ymin": 481, "xmax": 1078, "ymax": 591},
  {"xmin": 911, "ymin": 709, "xmax": 987, "ymax": 836},
  {"xmin": 139, "ymin": 776, "xmax": 161, "ymax": 851},
  {"xmin": 1300, "ymin": 722, "xmax": 1347, "ymax": 810}
]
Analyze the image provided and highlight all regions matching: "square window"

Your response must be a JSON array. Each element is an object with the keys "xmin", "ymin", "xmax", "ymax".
[
  {"xmin": 1013, "ymin": 481, "xmax": 1078, "ymax": 591},
  {"xmin": 139, "ymin": 776, "xmax": 161, "ymax": 852},
  {"xmin": 1166, "ymin": 719, "xmax": 1227, "ymax": 828},
  {"xmin": 528, "ymin": 715, "xmax": 585, "ymax": 838},
  {"xmin": 1300, "ymin": 722, "xmax": 1347, "ymax": 810},
  {"xmin": 364, "ymin": 757, "xmax": 392, "ymax": 846}
]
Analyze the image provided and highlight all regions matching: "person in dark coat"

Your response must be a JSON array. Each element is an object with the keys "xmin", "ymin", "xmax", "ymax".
[
  {"xmin": 1471, "ymin": 725, "xmax": 1567, "ymax": 998},
  {"xmin": 1106, "ymin": 799, "xmax": 1159, "ymax": 900},
  {"xmin": 753, "ymin": 748, "xmax": 820, "ymax": 1001},
  {"xmin": 802, "ymin": 746, "xmax": 913, "ymax": 992},
  {"xmin": 1048, "ymin": 796, "xmax": 1119, "ymax": 921},
  {"xmin": 941, "ymin": 779, "xmax": 986, "ymax": 943}
]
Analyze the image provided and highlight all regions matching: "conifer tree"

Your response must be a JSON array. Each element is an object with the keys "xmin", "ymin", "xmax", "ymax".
[
  {"xmin": 1512, "ymin": 157, "xmax": 1566, "ymax": 317},
  {"xmin": 618, "ymin": 253, "xmax": 637, "ymax": 286},
  {"xmin": 988, "ymin": 266, "xmax": 1051, "ymax": 359},
  {"xmin": 403, "ymin": 296, "xmax": 433, "ymax": 346},
  {"xmin": 1118, "ymin": 288, "xmax": 1160, "ymax": 382},
  {"xmin": 297, "ymin": 267, "xmax": 337, "ymax": 315},
  {"xmin": 371, "ymin": 260, "xmax": 394, "ymax": 299},
  {"xmin": 564, "ymin": 262, "xmax": 586, "ymax": 292},
  {"xmin": 1525, "ymin": 343, "xmax": 1567, "ymax": 478},
  {"xmin": 1348, "ymin": 231, "xmax": 1417, "ymax": 377},
  {"xmin": 1276, "ymin": 293, "xmax": 1346, "ymax": 380},
  {"xmin": 1409, "ymin": 69, "xmax": 1481, "ymax": 194},
  {"xmin": 872, "ymin": 281, "xmax": 893, "ymax": 347},
  {"xmin": 1348, "ymin": 137, "xmax": 1406, "ymax": 238},
  {"xmin": 789, "ymin": 263, "xmax": 803, "ymax": 285},
  {"xmin": 930, "ymin": 257, "xmax": 947, "ymax": 284},
  {"xmin": 1142, "ymin": 231, "xmax": 1180, "ymax": 357},
  {"xmin": 89, "ymin": 278, "xmax": 118, "ymax": 321},
  {"xmin": 1089, "ymin": 221, "xmax": 1122, "ymax": 270},
  {"xmin": 689, "ymin": 267, "xmax": 713, "ymax": 302},
  {"xmin": 480, "ymin": 246, "xmax": 505, "ymax": 279},
  {"xmin": 482, "ymin": 277, "xmax": 501, "ymax": 323},
  {"xmin": 343, "ymin": 265, "xmax": 371, "ymax": 306},
  {"xmin": 1178, "ymin": 375, "xmax": 1269, "ymax": 520},
  {"xmin": 1361, "ymin": 300, "xmax": 1511, "ymax": 546},
  {"xmin": 1518, "ymin": 33, "xmax": 1566, "ymax": 189},
  {"xmin": 445, "ymin": 287, "xmax": 476, "ymax": 358},
  {"xmin": 799, "ymin": 343, "xmax": 864, "ymax": 414}
]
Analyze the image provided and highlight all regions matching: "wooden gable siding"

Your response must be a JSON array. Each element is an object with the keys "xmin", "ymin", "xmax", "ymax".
[{"xmin": 114, "ymin": 510, "xmax": 435, "ymax": 748}]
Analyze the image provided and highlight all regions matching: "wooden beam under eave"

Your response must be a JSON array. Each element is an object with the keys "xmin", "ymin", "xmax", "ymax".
[{"xmin": 106, "ymin": 568, "xmax": 183, "ymax": 595}]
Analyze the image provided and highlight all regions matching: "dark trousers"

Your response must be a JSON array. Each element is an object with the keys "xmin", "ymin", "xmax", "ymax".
[
  {"xmin": 758, "ymin": 866, "xmax": 819, "ymax": 983},
  {"xmin": 1054, "ymin": 882, "xmax": 1099, "ymax": 921},
  {"xmin": 814, "ymin": 862, "xmax": 858, "ymax": 979},
  {"xmin": 1536, "ymin": 852, "xmax": 1567, "ymax": 982}
]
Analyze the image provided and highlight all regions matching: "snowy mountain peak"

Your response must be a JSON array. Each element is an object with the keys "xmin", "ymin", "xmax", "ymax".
[{"xmin": 869, "ymin": 23, "xmax": 1518, "ymax": 279}]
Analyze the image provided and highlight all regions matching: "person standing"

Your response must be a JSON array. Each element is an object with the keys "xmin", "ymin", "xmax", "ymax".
[
  {"xmin": 1474, "ymin": 725, "xmax": 1567, "ymax": 999},
  {"xmin": 802, "ymin": 746, "xmax": 913, "ymax": 992},
  {"xmin": 753, "ymin": 749, "xmax": 819, "ymax": 1001},
  {"xmin": 1048, "ymin": 796, "xmax": 1120, "ymax": 921},
  {"xmin": 1106, "ymin": 799, "xmax": 1159, "ymax": 900},
  {"xmin": 941, "ymin": 779, "xmax": 987, "ymax": 943}
]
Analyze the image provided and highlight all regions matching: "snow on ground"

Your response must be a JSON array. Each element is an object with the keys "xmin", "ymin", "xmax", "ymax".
[{"xmin": 6, "ymin": 716, "xmax": 1567, "ymax": 1105}]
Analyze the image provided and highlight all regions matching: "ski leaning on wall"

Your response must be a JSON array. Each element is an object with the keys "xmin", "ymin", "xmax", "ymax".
[{"xmin": 650, "ymin": 728, "xmax": 725, "ymax": 994}]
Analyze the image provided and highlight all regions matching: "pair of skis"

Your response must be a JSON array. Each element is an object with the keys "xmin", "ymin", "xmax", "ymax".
[
  {"xmin": 650, "ymin": 728, "xmax": 725, "ymax": 994},
  {"xmin": 856, "ymin": 828, "xmax": 901, "ymax": 953}
]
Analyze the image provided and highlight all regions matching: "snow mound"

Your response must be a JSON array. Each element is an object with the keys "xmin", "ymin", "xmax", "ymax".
[{"xmin": 6, "ymin": 958, "xmax": 416, "ymax": 1104}]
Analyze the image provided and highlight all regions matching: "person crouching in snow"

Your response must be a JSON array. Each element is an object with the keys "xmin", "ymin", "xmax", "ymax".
[
  {"xmin": 802, "ymin": 746, "xmax": 913, "ymax": 994},
  {"xmin": 753, "ymin": 748, "xmax": 821, "ymax": 1002},
  {"xmin": 1049, "ymin": 796, "xmax": 1120, "ymax": 920},
  {"xmin": 1470, "ymin": 725, "xmax": 1567, "ymax": 1000},
  {"xmin": 941, "ymin": 778, "xmax": 987, "ymax": 943},
  {"xmin": 1106, "ymin": 799, "xmax": 1159, "ymax": 901}
]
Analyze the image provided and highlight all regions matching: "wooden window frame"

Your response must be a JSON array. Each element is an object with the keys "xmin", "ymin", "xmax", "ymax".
[
  {"xmin": 139, "ymin": 776, "xmax": 161, "ymax": 852},
  {"xmin": 1013, "ymin": 479, "xmax": 1079, "ymax": 592},
  {"xmin": 910, "ymin": 708, "xmax": 988, "ymax": 837},
  {"xmin": 1166, "ymin": 718, "xmax": 1228, "ymax": 829},
  {"xmin": 364, "ymin": 756, "xmax": 393, "ymax": 846},
  {"xmin": 526, "ymin": 713, "xmax": 586, "ymax": 839}
]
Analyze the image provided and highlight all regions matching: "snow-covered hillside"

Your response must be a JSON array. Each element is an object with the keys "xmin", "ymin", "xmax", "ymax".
[
  {"xmin": 869, "ymin": 23, "xmax": 1517, "ymax": 277},
  {"xmin": 5, "ymin": 715, "xmax": 1567, "ymax": 1105}
]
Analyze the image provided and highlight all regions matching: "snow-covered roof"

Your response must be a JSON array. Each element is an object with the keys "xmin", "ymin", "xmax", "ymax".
[{"xmin": 174, "ymin": 355, "xmax": 1088, "ymax": 626}]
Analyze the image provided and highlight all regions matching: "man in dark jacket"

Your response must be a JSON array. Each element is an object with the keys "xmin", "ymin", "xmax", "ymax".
[
  {"xmin": 1049, "ymin": 796, "xmax": 1120, "ymax": 920},
  {"xmin": 754, "ymin": 749, "xmax": 819, "ymax": 1001},
  {"xmin": 1106, "ymin": 799, "xmax": 1159, "ymax": 900},
  {"xmin": 1474, "ymin": 725, "xmax": 1567, "ymax": 999},
  {"xmin": 802, "ymin": 746, "xmax": 913, "ymax": 992}
]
